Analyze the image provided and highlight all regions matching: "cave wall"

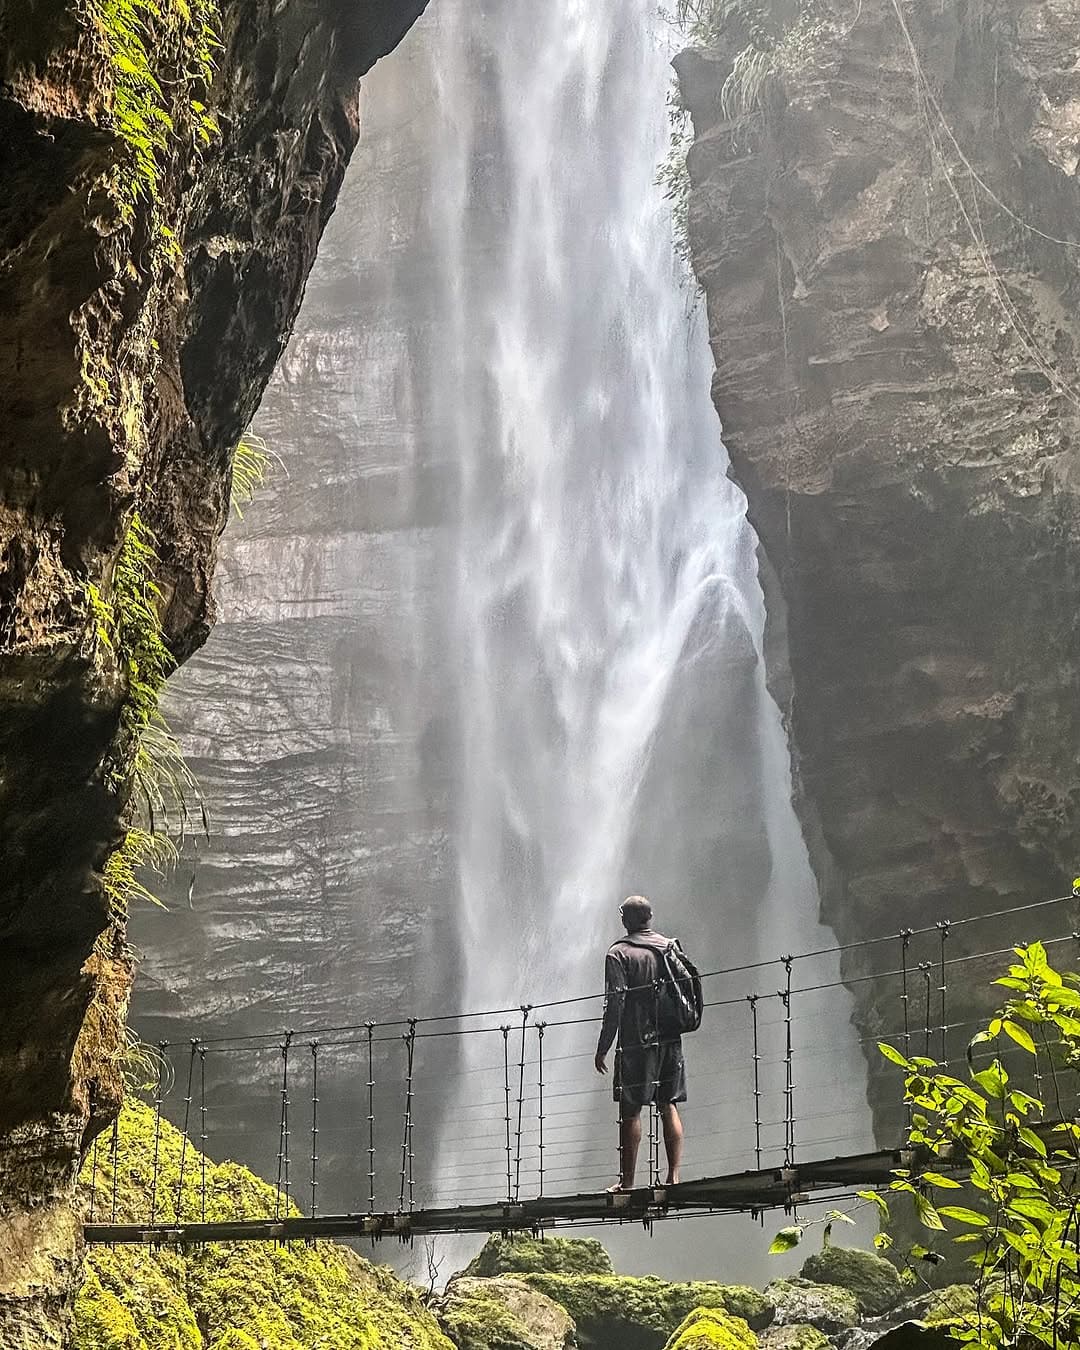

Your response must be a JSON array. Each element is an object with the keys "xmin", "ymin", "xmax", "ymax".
[
  {"xmin": 676, "ymin": 0, "xmax": 1080, "ymax": 1135},
  {"xmin": 0, "ymin": 0, "xmax": 427, "ymax": 1342}
]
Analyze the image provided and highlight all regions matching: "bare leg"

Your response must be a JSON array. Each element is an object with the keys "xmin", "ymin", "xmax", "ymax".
[
  {"xmin": 660, "ymin": 1103, "xmax": 683, "ymax": 1184},
  {"xmin": 617, "ymin": 1107, "xmax": 642, "ymax": 1189}
]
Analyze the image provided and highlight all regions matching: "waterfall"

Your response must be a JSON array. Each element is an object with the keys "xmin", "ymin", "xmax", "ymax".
[{"xmin": 407, "ymin": 0, "xmax": 872, "ymax": 1273}]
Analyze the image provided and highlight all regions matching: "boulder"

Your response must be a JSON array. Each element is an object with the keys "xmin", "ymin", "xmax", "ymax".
[
  {"xmin": 438, "ymin": 1276, "xmax": 576, "ymax": 1350},
  {"xmin": 466, "ymin": 1236, "xmax": 613, "ymax": 1278},
  {"xmin": 764, "ymin": 1279, "xmax": 860, "ymax": 1336},
  {"xmin": 662, "ymin": 1307, "xmax": 757, "ymax": 1350},
  {"xmin": 758, "ymin": 1325, "xmax": 830, "ymax": 1350},
  {"xmin": 868, "ymin": 1324, "xmax": 955, "ymax": 1349},
  {"xmin": 799, "ymin": 1247, "xmax": 904, "ymax": 1315},
  {"xmin": 523, "ymin": 1275, "xmax": 773, "ymax": 1349}
]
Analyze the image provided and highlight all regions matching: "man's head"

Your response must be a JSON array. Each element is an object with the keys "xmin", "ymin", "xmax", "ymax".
[{"xmin": 620, "ymin": 895, "xmax": 653, "ymax": 933}]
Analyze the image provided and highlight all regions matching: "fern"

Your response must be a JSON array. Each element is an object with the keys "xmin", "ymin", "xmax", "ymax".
[
  {"xmin": 230, "ymin": 432, "xmax": 282, "ymax": 519},
  {"xmin": 103, "ymin": 827, "xmax": 178, "ymax": 914}
]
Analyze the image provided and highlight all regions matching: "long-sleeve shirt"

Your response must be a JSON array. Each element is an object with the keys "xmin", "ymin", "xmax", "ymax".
[{"xmin": 596, "ymin": 928, "xmax": 671, "ymax": 1057}]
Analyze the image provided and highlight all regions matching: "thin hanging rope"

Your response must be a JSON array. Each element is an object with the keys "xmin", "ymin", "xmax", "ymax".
[
  {"xmin": 310, "ymin": 1040, "xmax": 320, "ymax": 1219},
  {"xmin": 747, "ymin": 994, "xmax": 762, "ymax": 1170},
  {"xmin": 366, "ymin": 1021, "xmax": 376, "ymax": 1215},
  {"xmin": 88, "ymin": 1128, "xmax": 99, "ymax": 1223},
  {"xmin": 149, "ymin": 1041, "xmax": 168, "ymax": 1225},
  {"xmin": 899, "ymin": 930, "xmax": 913, "ymax": 1137},
  {"xmin": 513, "ymin": 1006, "xmax": 531, "ymax": 1201},
  {"xmin": 175, "ymin": 1041, "xmax": 197, "ymax": 1220}
]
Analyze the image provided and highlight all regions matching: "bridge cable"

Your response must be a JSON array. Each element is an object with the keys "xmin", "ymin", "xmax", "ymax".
[
  {"xmin": 88, "ymin": 1095, "xmax": 99, "ymax": 1223},
  {"xmin": 514, "ymin": 1006, "xmax": 531, "ymax": 1201},
  {"xmin": 275, "ymin": 1031, "xmax": 293, "ymax": 1220},
  {"xmin": 175, "ymin": 1041, "xmax": 197, "ymax": 1220},
  {"xmin": 310, "ymin": 1040, "xmax": 320, "ymax": 1219},
  {"xmin": 365, "ymin": 1021, "xmax": 376, "ymax": 1214},
  {"xmin": 149, "ymin": 1041, "xmax": 168, "ymax": 1225},
  {"xmin": 399, "ymin": 1019, "xmax": 417, "ymax": 1212},
  {"xmin": 747, "ymin": 994, "xmax": 762, "ymax": 1170},
  {"xmin": 919, "ymin": 962, "xmax": 933, "ymax": 1061}
]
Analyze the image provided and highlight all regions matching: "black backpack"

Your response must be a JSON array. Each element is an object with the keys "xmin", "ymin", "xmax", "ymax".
[{"xmin": 627, "ymin": 936, "xmax": 704, "ymax": 1037}]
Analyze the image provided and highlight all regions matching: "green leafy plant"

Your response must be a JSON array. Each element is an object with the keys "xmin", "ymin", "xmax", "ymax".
[
  {"xmin": 874, "ymin": 943, "xmax": 1080, "ymax": 1347},
  {"xmin": 230, "ymin": 432, "xmax": 282, "ymax": 519},
  {"xmin": 103, "ymin": 827, "xmax": 178, "ymax": 915}
]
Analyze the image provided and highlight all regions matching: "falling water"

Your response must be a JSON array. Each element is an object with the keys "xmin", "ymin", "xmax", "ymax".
[{"xmin": 414, "ymin": 0, "xmax": 872, "ymax": 1273}]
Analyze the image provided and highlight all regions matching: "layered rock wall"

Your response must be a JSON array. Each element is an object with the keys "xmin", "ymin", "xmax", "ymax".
[
  {"xmin": 676, "ymin": 0, "xmax": 1080, "ymax": 1132},
  {"xmin": 0, "ymin": 0, "xmax": 426, "ymax": 1341}
]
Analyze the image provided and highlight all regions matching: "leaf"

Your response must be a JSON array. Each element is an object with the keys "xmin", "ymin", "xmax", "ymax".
[
  {"xmin": 922, "ymin": 1172, "xmax": 964, "ymax": 1189},
  {"xmin": 769, "ymin": 1226, "xmax": 803, "ymax": 1254},
  {"xmin": 1002, "ymin": 1020, "xmax": 1036, "ymax": 1054},
  {"xmin": 878, "ymin": 1041, "xmax": 911, "ymax": 1069},
  {"xmin": 938, "ymin": 1206, "xmax": 990, "ymax": 1227},
  {"xmin": 824, "ymin": 1209, "xmax": 856, "ymax": 1225},
  {"xmin": 858, "ymin": 1190, "xmax": 890, "ymax": 1219},
  {"xmin": 1018, "ymin": 1126, "xmax": 1047, "ymax": 1158},
  {"xmin": 914, "ymin": 1193, "xmax": 945, "ymax": 1231},
  {"xmin": 972, "ymin": 1063, "xmax": 1008, "ymax": 1100}
]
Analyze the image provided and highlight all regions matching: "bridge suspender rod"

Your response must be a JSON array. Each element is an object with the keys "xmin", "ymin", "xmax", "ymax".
[
  {"xmin": 366, "ymin": 1022, "xmax": 376, "ymax": 1214},
  {"xmin": 514, "ymin": 1006, "xmax": 531, "ymax": 1202},
  {"xmin": 501, "ymin": 1025, "xmax": 512, "ymax": 1204},
  {"xmin": 399, "ymin": 1020, "xmax": 417, "ymax": 1212},
  {"xmin": 199, "ymin": 1043, "xmax": 207, "ymax": 1226},
  {"xmin": 176, "ymin": 1041, "xmax": 197, "ymax": 1220},
  {"xmin": 310, "ymin": 1041, "xmax": 320, "ymax": 1219},
  {"xmin": 536, "ymin": 1022, "xmax": 546, "ymax": 1198},
  {"xmin": 919, "ymin": 962, "xmax": 933, "ymax": 1061},
  {"xmin": 747, "ymin": 994, "xmax": 762, "ymax": 1171},
  {"xmin": 781, "ymin": 959, "xmax": 795, "ymax": 1168},
  {"xmin": 87, "ymin": 1085, "xmax": 99, "ymax": 1225},
  {"xmin": 110, "ymin": 1116, "xmax": 120, "ymax": 1225},
  {"xmin": 937, "ymin": 921, "xmax": 950, "ymax": 1066},
  {"xmin": 275, "ymin": 1031, "xmax": 293, "ymax": 1221},
  {"xmin": 150, "ymin": 1041, "xmax": 168, "ymax": 1225},
  {"xmin": 899, "ymin": 931, "xmax": 913, "ymax": 1137}
]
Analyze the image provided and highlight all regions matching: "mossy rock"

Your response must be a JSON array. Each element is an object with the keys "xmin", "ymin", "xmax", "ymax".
[
  {"xmin": 757, "ymin": 1325, "xmax": 829, "ymax": 1350},
  {"xmin": 74, "ymin": 1100, "xmax": 453, "ymax": 1350},
  {"xmin": 868, "ymin": 1324, "xmax": 955, "ymax": 1349},
  {"xmin": 764, "ymin": 1278, "xmax": 859, "ymax": 1336},
  {"xmin": 466, "ymin": 1237, "xmax": 613, "ymax": 1278},
  {"xmin": 523, "ymin": 1274, "xmax": 772, "ymax": 1349},
  {"xmin": 662, "ymin": 1307, "xmax": 756, "ymax": 1350},
  {"xmin": 922, "ymin": 1283, "xmax": 978, "ymax": 1326},
  {"xmin": 438, "ymin": 1276, "xmax": 576, "ymax": 1349},
  {"xmin": 799, "ymin": 1245, "xmax": 904, "ymax": 1315}
]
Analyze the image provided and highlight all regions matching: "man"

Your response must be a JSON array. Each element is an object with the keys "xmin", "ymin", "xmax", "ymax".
[{"xmin": 594, "ymin": 895, "xmax": 685, "ymax": 1190}]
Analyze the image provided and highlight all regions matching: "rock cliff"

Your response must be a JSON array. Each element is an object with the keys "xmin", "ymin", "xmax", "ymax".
[
  {"xmin": 0, "ymin": 0, "xmax": 426, "ymax": 1341},
  {"xmin": 675, "ymin": 0, "xmax": 1080, "ymax": 1135}
]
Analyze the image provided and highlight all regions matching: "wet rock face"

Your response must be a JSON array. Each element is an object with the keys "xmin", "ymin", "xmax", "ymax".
[
  {"xmin": 0, "ymin": 0, "xmax": 426, "ymax": 1340},
  {"xmin": 676, "ymin": 0, "xmax": 1080, "ymax": 1135}
]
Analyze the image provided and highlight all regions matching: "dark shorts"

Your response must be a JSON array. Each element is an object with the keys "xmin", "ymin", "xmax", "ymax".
[{"xmin": 614, "ymin": 1039, "xmax": 687, "ymax": 1111}]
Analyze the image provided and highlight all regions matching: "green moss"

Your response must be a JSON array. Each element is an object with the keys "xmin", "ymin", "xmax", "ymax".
[
  {"xmin": 663, "ymin": 1308, "xmax": 757, "ymax": 1350},
  {"xmin": 76, "ymin": 1101, "xmax": 453, "ymax": 1350},
  {"xmin": 438, "ymin": 1276, "xmax": 575, "ymax": 1350},
  {"xmin": 799, "ymin": 1245, "xmax": 903, "ymax": 1315},
  {"xmin": 923, "ymin": 1283, "xmax": 978, "ymax": 1326},
  {"xmin": 466, "ymin": 1236, "xmax": 613, "ymax": 1278},
  {"xmin": 522, "ymin": 1274, "xmax": 772, "ymax": 1348}
]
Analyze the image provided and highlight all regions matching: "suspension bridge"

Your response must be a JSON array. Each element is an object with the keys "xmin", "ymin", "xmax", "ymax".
[{"xmin": 84, "ymin": 892, "xmax": 1080, "ymax": 1246}]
